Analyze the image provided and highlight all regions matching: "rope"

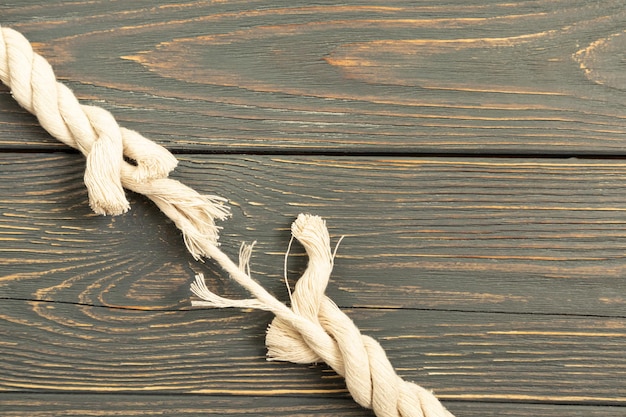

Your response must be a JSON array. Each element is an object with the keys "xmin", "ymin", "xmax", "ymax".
[
  {"xmin": 0, "ymin": 25, "xmax": 229, "ymax": 254},
  {"xmin": 191, "ymin": 214, "xmax": 455, "ymax": 417},
  {"xmin": 0, "ymin": 25, "xmax": 455, "ymax": 417}
]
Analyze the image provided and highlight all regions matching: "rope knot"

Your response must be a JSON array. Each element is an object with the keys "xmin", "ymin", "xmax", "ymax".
[
  {"xmin": 0, "ymin": 26, "xmax": 180, "ymax": 215},
  {"xmin": 0, "ymin": 25, "xmax": 230, "ymax": 252},
  {"xmin": 79, "ymin": 109, "xmax": 182, "ymax": 215}
]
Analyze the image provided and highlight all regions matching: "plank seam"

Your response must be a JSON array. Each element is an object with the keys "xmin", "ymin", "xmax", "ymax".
[
  {"xmin": 6, "ymin": 146, "xmax": 626, "ymax": 159},
  {"xmin": 2, "ymin": 297, "xmax": 625, "ymax": 319},
  {"xmin": 0, "ymin": 391, "xmax": 624, "ymax": 408}
]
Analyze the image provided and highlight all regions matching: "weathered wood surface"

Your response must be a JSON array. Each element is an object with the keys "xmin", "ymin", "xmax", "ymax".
[
  {"xmin": 1, "ymin": 1, "xmax": 626, "ymax": 416},
  {"xmin": 1, "ymin": 154, "xmax": 625, "ymax": 414},
  {"xmin": 1, "ymin": 0, "xmax": 626, "ymax": 154},
  {"xmin": 2, "ymin": 154, "xmax": 626, "ymax": 316},
  {"xmin": 2, "ymin": 394, "xmax": 624, "ymax": 417},
  {"xmin": 1, "ymin": 299, "xmax": 625, "ymax": 402}
]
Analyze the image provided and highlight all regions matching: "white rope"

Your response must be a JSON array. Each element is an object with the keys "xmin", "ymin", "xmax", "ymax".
[
  {"xmin": 0, "ymin": 25, "xmax": 229, "ymax": 254},
  {"xmin": 191, "ymin": 214, "xmax": 455, "ymax": 417},
  {"xmin": 0, "ymin": 25, "xmax": 455, "ymax": 416}
]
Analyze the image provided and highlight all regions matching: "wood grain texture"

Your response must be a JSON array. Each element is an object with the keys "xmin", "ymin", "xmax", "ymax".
[
  {"xmin": 0, "ymin": 0, "xmax": 625, "ymax": 153},
  {"xmin": 1, "ymin": 393, "xmax": 369, "ymax": 417},
  {"xmin": 1, "ymin": 299, "xmax": 625, "ymax": 405},
  {"xmin": 2, "ymin": 153, "xmax": 626, "ymax": 316},
  {"xmin": 1, "ymin": 394, "xmax": 624, "ymax": 417},
  {"xmin": 2, "ymin": 1, "xmax": 626, "ymax": 415},
  {"xmin": 1, "ymin": 153, "xmax": 625, "ymax": 412}
]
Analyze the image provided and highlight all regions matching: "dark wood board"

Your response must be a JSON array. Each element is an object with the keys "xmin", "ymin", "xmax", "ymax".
[
  {"xmin": 1, "ymin": 299, "xmax": 625, "ymax": 405},
  {"xmin": 2, "ymin": 153, "xmax": 626, "ymax": 316},
  {"xmin": 0, "ymin": 393, "xmax": 623, "ymax": 417},
  {"xmin": 2, "ymin": 152, "xmax": 625, "ymax": 413},
  {"xmin": 1, "ymin": 394, "xmax": 625, "ymax": 417},
  {"xmin": 1, "ymin": 0, "xmax": 626, "ymax": 154}
]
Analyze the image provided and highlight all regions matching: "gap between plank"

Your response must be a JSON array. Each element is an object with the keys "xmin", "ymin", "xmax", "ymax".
[
  {"xmin": 4, "ymin": 146, "xmax": 626, "ymax": 160},
  {"xmin": 1, "ymin": 297, "xmax": 624, "ymax": 319},
  {"xmin": 1, "ymin": 389, "xmax": 625, "ymax": 409}
]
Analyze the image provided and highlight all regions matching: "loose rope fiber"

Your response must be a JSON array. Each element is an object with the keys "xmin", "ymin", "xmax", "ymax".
[
  {"xmin": 192, "ymin": 214, "xmax": 456, "ymax": 417},
  {"xmin": 0, "ymin": 25, "xmax": 455, "ymax": 417}
]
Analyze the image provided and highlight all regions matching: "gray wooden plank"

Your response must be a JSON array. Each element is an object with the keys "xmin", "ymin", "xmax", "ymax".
[
  {"xmin": 1, "ymin": 0, "xmax": 625, "ymax": 153},
  {"xmin": 1, "ymin": 393, "xmax": 624, "ymax": 417},
  {"xmin": 1, "ymin": 153, "xmax": 626, "ymax": 316},
  {"xmin": 0, "ymin": 299, "xmax": 624, "ymax": 405},
  {"xmin": 0, "ymin": 392, "xmax": 369, "ymax": 416},
  {"xmin": 455, "ymin": 402, "xmax": 626, "ymax": 417}
]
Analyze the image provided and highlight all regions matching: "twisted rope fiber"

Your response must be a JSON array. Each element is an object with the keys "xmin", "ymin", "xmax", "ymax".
[
  {"xmin": 0, "ymin": 26, "xmax": 229, "ymax": 254},
  {"xmin": 0, "ymin": 25, "xmax": 455, "ymax": 417},
  {"xmin": 191, "ymin": 215, "xmax": 455, "ymax": 417}
]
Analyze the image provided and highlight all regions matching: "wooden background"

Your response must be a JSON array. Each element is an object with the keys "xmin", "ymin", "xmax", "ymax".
[{"xmin": 1, "ymin": 1, "xmax": 625, "ymax": 415}]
